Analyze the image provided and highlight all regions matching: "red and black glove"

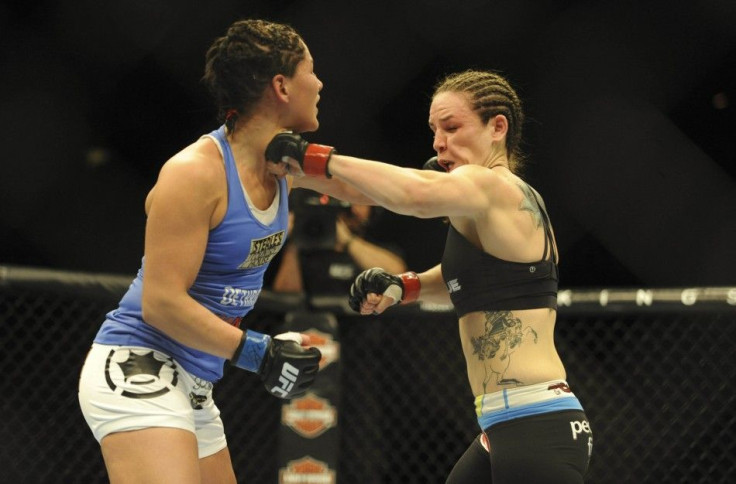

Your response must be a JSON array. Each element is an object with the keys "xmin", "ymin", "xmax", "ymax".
[
  {"xmin": 265, "ymin": 132, "xmax": 336, "ymax": 178},
  {"xmin": 348, "ymin": 267, "xmax": 421, "ymax": 313}
]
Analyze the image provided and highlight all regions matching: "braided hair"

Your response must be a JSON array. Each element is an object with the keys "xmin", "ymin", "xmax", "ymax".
[
  {"xmin": 433, "ymin": 70, "xmax": 525, "ymax": 173},
  {"xmin": 202, "ymin": 19, "xmax": 306, "ymax": 131}
]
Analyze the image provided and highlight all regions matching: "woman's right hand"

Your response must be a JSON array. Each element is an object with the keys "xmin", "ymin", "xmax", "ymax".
[{"xmin": 348, "ymin": 268, "xmax": 420, "ymax": 315}]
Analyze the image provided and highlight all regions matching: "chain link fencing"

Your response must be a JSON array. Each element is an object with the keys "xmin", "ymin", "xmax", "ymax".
[{"xmin": 1, "ymin": 266, "xmax": 734, "ymax": 483}]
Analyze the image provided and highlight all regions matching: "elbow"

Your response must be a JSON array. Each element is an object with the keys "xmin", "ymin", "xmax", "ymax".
[
  {"xmin": 140, "ymin": 294, "xmax": 158, "ymax": 325},
  {"xmin": 141, "ymin": 290, "xmax": 175, "ymax": 328}
]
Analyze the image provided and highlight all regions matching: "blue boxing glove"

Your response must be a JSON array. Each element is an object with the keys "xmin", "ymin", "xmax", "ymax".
[
  {"xmin": 230, "ymin": 330, "xmax": 321, "ymax": 399},
  {"xmin": 265, "ymin": 132, "xmax": 336, "ymax": 178}
]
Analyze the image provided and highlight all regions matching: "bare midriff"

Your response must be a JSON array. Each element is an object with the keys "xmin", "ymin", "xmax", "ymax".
[{"xmin": 458, "ymin": 307, "xmax": 566, "ymax": 397}]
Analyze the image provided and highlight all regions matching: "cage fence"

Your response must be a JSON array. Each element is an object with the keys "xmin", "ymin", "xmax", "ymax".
[{"xmin": 1, "ymin": 266, "xmax": 734, "ymax": 483}]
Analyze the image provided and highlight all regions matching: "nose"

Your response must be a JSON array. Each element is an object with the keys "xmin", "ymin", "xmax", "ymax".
[{"xmin": 432, "ymin": 132, "xmax": 446, "ymax": 153}]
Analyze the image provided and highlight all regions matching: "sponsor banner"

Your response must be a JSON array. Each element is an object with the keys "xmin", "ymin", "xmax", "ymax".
[
  {"xmin": 279, "ymin": 456, "xmax": 336, "ymax": 484},
  {"xmin": 278, "ymin": 312, "xmax": 340, "ymax": 481},
  {"xmin": 282, "ymin": 392, "xmax": 337, "ymax": 438}
]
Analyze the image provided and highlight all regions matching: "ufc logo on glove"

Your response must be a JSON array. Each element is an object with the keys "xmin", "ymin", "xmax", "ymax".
[
  {"xmin": 230, "ymin": 330, "xmax": 321, "ymax": 399},
  {"xmin": 270, "ymin": 362, "xmax": 300, "ymax": 398}
]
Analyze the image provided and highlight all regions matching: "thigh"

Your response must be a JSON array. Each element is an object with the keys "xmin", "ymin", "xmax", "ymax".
[
  {"xmin": 101, "ymin": 427, "xmax": 200, "ymax": 484},
  {"xmin": 200, "ymin": 447, "xmax": 237, "ymax": 484},
  {"xmin": 487, "ymin": 410, "xmax": 592, "ymax": 484},
  {"xmin": 192, "ymin": 385, "xmax": 228, "ymax": 459},
  {"xmin": 445, "ymin": 433, "xmax": 493, "ymax": 484}
]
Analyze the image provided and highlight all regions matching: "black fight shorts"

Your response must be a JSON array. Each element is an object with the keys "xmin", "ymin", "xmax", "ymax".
[{"xmin": 446, "ymin": 410, "xmax": 592, "ymax": 484}]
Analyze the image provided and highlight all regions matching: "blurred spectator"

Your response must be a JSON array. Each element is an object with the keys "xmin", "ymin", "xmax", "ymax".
[{"xmin": 266, "ymin": 190, "xmax": 407, "ymax": 296}]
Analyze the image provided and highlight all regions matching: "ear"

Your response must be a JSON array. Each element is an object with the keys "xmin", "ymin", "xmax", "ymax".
[
  {"xmin": 271, "ymin": 74, "xmax": 290, "ymax": 103},
  {"xmin": 489, "ymin": 114, "xmax": 508, "ymax": 141}
]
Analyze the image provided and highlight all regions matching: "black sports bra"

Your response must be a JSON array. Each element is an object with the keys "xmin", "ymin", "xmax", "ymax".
[{"xmin": 440, "ymin": 186, "xmax": 558, "ymax": 317}]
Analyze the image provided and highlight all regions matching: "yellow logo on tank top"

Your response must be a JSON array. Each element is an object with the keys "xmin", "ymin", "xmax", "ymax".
[{"xmin": 238, "ymin": 231, "xmax": 285, "ymax": 269}]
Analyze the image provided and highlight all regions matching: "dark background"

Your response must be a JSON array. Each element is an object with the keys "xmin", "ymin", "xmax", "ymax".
[{"xmin": 1, "ymin": 0, "xmax": 734, "ymax": 288}]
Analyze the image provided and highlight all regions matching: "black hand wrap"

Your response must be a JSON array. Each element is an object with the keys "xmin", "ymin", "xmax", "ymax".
[
  {"xmin": 423, "ymin": 156, "xmax": 447, "ymax": 172},
  {"xmin": 265, "ymin": 132, "xmax": 335, "ymax": 178},
  {"xmin": 259, "ymin": 338, "xmax": 321, "ymax": 399}
]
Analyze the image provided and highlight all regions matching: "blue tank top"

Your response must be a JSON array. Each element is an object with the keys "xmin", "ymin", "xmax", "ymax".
[{"xmin": 94, "ymin": 126, "xmax": 289, "ymax": 381}]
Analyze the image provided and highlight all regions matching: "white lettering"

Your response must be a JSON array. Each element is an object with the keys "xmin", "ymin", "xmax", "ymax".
[
  {"xmin": 284, "ymin": 409, "xmax": 335, "ymax": 420},
  {"xmin": 446, "ymin": 279, "xmax": 462, "ymax": 293},
  {"xmin": 570, "ymin": 420, "xmax": 592, "ymax": 440},
  {"xmin": 220, "ymin": 286, "xmax": 234, "ymax": 306},
  {"xmin": 636, "ymin": 289, "xmax": 653, "ymax": 306},
  {"xmin": 282, "ymin": 475, "xmax": 333, "ymax": 484},
  {"xmin": 681, "ymin": 288, "xmax": 699, "ymax": 306},
  {"xmin": 270, "ymin": 362, "xmax": 300, "ymax": 397},
  {"xmin": 277, "ymin": 375, "xmax": 294, "ymax": 393},
  {"xmin": 328, "ymin": 263, "xmax": 355, "ymax": 280},
  {"xmin": 282, "ymin": 362, "xmax": 299, "ymax": 381},
  {"xmin": 588, "ymin": 436, "xmax": 594, "ymax": 457},
  {"xmin": 220, "ymin": 286, "xmax": 261, "ymax": 307},
  {"xmin": 271, "ymin": 387, "xmax": 289, "ymax": 398}
]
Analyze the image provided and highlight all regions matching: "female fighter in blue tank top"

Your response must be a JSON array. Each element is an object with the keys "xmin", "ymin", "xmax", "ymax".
[
  {"xmin": 95, "ymin": 125, "xmax": 289, "ymax": 382},
  {"xmin": 79, "ymin": 20, "xmax": 327, "ymax": 483}
]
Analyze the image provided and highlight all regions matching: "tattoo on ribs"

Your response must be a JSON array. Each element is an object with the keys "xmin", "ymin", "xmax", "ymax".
[
  {"xmin": 470, "ymin": 311, "xmax": 538, "ymax": 390},
  {"xmin": 517, "ymin": 182, "xmax": 543, "ymax": 228}
]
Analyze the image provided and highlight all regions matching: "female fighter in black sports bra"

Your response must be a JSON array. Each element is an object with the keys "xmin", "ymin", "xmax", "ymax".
[{"xmin": 264, "ymin": 69, "xmax": 593, "ymax": 483}]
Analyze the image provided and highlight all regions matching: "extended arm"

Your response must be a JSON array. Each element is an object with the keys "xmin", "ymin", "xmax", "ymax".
[
  {"xmin": 266, "ymin": 134, "xmax": 375, "ymax": 204},
  {"xmin": 265, "ymin": 132, "xmax": 493, "ymax": 219},
  {"xmin": 292, "ymin": 175, "xmax": 378, "ymax": 205}
]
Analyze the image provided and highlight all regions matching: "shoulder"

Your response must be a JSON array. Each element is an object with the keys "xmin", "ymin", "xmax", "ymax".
[
  {"xmin": 450, "ymin": 165, "xmax": 520, "ymax": 204},
  {"xmin": 159, "ymin": 138, "xmax": 225, "ymax": 189},
  {"xmin": 147, "ymin": 138, "xmax": 226, "ymax": 214}
]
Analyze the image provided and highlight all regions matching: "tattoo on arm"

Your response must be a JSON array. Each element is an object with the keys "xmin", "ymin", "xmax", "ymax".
[
  {"xmin": 470, "ymin": 311, "xmax": 538, "ymax": 391},
  {"xmin": 517, "ymin": 182, "xmax": 543, "ymax": 228}
]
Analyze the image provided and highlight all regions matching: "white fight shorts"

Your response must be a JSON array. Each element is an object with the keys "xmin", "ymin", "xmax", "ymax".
[{"xmin": 78, "ymin": 343, "xmax": 227, "ymax": 458}]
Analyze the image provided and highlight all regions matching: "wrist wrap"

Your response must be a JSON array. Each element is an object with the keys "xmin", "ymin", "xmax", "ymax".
[
  {"xmin": 399, "ymin": 272, "xmax": 421, "ymax": 304},
  {"xmin": 303, "ymin": 144, "xmax": 336, "ymax": 178},
  {"xmin": 230, "ymin": 329, "xmax": 272, "ymax": 373}
]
